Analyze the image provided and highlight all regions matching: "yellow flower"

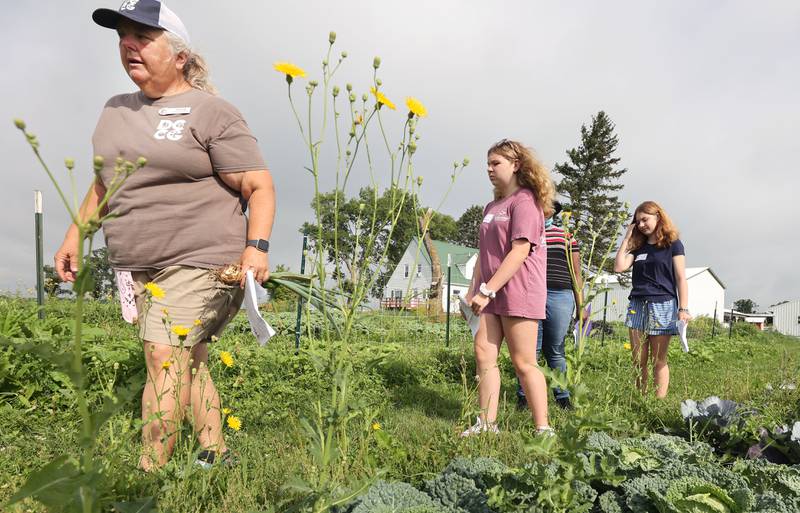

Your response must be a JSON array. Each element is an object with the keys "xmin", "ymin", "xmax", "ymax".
[
  {"xmin": 561, "ymin": 211, "xmax": 573, "ymax": 225},
  {"xmin": 273, "ymin": 61, "xmax": 306, "ymax": 79},
  {"xmin": 222, "ymin": 408, "xmax": 232, "ymax": 415},
  {"xmin": 161, "ymin": 307, "xmax": 169, "ymax": 315},
  {"xmin": 624, "ymin": 343, "xmax": 632, "ymax": 350},
  {"xmin": 372, "ymin": 421, "xmax": 382, "ymax": 431},
  {"xmin": 405, "ymin": 97, "xmax": 427, "ymax": 117},
  {"xmin": 370, "ymin": 87, "xmax": 396, "ymax": 110},
  {"xmin": 144, "ymin": 282, "xmax": 165, "ymax": 299},
  {"xmin": 612, "ymin": 300, "xmax": 617, "ymax": 305},
  {"xmin": 220, "ymin": 351, "xmax": 234, "ymax": 368},
  {"xmin": 227, "ymin": 415, "xmax": 242, "ymax": 431},
  {"xmin": 193, "ymin": 319, "xmax": 202, "ymax": 326},
  {"xmin": 629, "ymin": 310, "xmax": 637, "ymax": 315},
  {"xmin": 162, "ymin": 360, "xmax": 171, "ymax": 370},
  {"xmin": 171, "ymin": 325, "xmax": 191, "ymax": 338},
  {"xmin": 354, "ymin": 112, "xmax": 363, "ymax": 125}
]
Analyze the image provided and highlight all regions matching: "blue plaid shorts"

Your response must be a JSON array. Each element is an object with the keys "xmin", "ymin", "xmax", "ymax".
[{"xmin": 625, "ymin": 297, "xmax": 679, "ymax": 336}]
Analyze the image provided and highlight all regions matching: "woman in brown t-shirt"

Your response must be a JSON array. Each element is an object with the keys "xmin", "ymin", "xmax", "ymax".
[{"xmin": 54, "ymin": 1, "xmax": 275, "ymax": 471}]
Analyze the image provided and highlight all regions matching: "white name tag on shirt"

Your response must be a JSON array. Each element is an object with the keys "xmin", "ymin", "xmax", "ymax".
[
  {"xmin": 482, "ymin": 214, "xmax": 495, "ymax": 223},
  {"xmin": 635, "ymin": 254, "xmax": 648, "ymax": 262},
  {"xmin": 158, "ymin": 107, "xmax": 192, "ymax": 116}
]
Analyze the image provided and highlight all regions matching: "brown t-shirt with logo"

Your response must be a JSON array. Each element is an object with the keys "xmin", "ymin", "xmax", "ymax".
[{"xmin": 92, "ymin": 88, "xmax": 267, "ymax": 271}]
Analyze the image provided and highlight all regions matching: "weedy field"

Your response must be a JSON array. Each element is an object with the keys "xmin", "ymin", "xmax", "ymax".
[{"xmin": 2, "ymin": 297, "xmax": 800, "ymax": 512}]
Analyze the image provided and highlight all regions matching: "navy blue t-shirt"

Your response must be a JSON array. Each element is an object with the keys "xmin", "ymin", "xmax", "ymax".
[{"xmin": 629, "ymin": 239, "xmax": 685, "ymax": 301}]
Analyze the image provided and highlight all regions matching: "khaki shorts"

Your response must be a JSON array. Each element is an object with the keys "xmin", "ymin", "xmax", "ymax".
[{"xmin": 132, "ymin": 266, "xmax": 244, "ymax": 347}]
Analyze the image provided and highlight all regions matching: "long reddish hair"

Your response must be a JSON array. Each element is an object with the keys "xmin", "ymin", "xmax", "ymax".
[{"xmin": 627, "ymin": 200, "xmax": 679, "ymax": 251}]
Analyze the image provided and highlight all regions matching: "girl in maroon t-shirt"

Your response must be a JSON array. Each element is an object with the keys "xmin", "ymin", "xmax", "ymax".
[{"xmin": 462, "ymin": 139, "xmax": 555, "ymax": 436}]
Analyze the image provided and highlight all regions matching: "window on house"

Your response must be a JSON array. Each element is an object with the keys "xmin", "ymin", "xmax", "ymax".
[
  {"xmin": 416, "ymin": 264, "xmax": 422, "ymax": 277},
  {"xmin": 404, "ymin": 264, "xmax": 409, "ymax": 278},
  {"xmin": 392, "ymin": 289, "xmax": 403, "ymax": 299}
]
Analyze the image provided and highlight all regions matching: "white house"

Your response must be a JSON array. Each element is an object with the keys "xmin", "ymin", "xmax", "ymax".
[
  {"xmin": 382, "ymin": 239, "xmax": 477, "ymax": 312},
  {"xmin": 772, "ymin": 300, "xmax": 800, "ymax": 337},
  {"xmin": 587, "ymin": 267, "xmax": 726, "ymax": 322}
]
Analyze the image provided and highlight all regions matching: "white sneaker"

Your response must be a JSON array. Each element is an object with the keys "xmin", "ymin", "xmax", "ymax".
[
  {"xmin": 536, "ymin": 426, "xmax": 556, "ymax": 437},
  {"xmin": 460, "ymin": 417, "xmax": 500, "ymax": 437}
]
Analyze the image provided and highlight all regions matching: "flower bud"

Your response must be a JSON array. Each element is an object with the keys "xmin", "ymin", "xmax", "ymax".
[
  {"xmin": 358, "ymin": 202, "xmax": 365, "ymax": 212},
  {"xmin": 349, "ymin": 93, "xmax": 356, "ymax": 103},
  {"xmin": 361, "ymin": 93, "xmax": 368, "ymax": 102},
  {"xmin": 453, "ymin": 161, "xmax": 459, "ymax": 168},
  {"xmin": 309, "ymin": 80, "xmax": 318, "ymax": 87},
  {"xmin": 13, "ymin": 119, "xmax": 25, "ymax": 130},
  {"xmin": 136, "ymin": 157, "xmax": 147, "ymax": 168},
  {"xmin": 332, "ymin": 85, "xmax": 340, "ymax": 97},
  {"xmin": 64, "ymin": 158, "xmax": 75, "ymax": 170},
  {"xmin": 376, "ymin": 78, "xmax": 382, "ymax": 86},
  {"xmin": 322, "ymin": 59, "xmax": 328, "ymax": 67},
  {"xmin": 462, "ymin": 158, "xmax": 470, "ymax": 167},
  {"xmin": 113, "ymin": 362, "xmax": 120, "ymax": 370},
  {"xmin": 349, "ymin": 128, "xmax": 356, "ymax": 137},
  {"xmin": 341, "ymin": 51, "xmax": 348, "ymax": 58},
  {"xmin": 116, "ymin": 157, "xmax": 124, "ymax": 166},
  {"xmin": 408, "ymin": 141, "xmax": 417, "ymax": 155},
  {"xmin": 346, "ymin": 83, "xmax": 353, "ymax": 92},
  {"xmin": 346, "ymin": 149, "xmax": 351, "ymax": 156},
  {"xmin": 329, "ymin": 31, "xmax": 337, "ymax": 44},
  {"xmin": 373, "ymin": 56, "xmax": 381, "ymax": 69},
  {"xmin": 93, "ymin": 155, "xmax": 104, "ymax": 172},
  {"xmin": 417, "ymin": 176, "xmax": 423, "ymax": 186}
]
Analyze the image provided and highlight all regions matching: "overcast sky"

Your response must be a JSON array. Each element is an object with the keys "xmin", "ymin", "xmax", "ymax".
[{"xmin": 2, "ymin": 1, "xmax": 798, "ymax": 310}]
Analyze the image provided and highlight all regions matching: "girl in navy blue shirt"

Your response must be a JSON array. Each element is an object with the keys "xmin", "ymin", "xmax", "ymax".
[{"xmin": 614, "ymin": 201, "xmax": 690, "ymax": 398}]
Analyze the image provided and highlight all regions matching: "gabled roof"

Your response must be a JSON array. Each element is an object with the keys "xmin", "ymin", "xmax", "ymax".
[
  {"xmin": 420, "ymin": 239, "xmax": 477, "ymax": 286},
  {"xmin": 597, "ymin": 267, "xmax": 725, "ymax": 289}
]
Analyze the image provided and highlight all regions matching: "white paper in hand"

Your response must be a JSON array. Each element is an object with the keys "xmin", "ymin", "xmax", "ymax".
[
  {"xmin": 459, "ymin": 296, "xmax": 481, "ymax": 338},
  {"xmin": 244, "ymin": 270, "xmax": 276, "ymax": 346},
  {"xmin": 676, "ymin": 319, "xmax": 689, "ymax": 353}
]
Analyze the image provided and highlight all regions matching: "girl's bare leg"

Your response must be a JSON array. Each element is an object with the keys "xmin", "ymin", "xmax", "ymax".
[
  {"xmin": 504, "ymin": 317, "xmax": 549, "ymax": 428},
  {"xmin": 474, "ymin": 313, "xmax": 504, "ymax": 424},
  {"xmin": 649, "ymin": 335, "xmax": 671, "ymax": 398},
  {"xmin": 630, "ymin": 329, "xmax": 649, "ymax": 394}
]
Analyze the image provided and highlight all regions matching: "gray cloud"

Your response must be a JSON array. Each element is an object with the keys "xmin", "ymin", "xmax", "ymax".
[{"xmin": 2, "ymin": 0, "xmax": 798, "ymax": 309}]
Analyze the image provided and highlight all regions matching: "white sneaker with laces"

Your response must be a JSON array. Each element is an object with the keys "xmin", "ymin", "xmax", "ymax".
[{"xmin": 460, "ymin": 417, "xmax": 500, "ymax": 437}]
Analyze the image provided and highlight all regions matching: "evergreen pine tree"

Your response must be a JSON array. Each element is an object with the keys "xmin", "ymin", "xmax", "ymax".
[{"xmin": 555, "ymin": 111, "xmax": 628, "ymax": 272}]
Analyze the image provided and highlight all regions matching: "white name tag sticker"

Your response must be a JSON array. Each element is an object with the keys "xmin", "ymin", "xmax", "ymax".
[
  {"xmin": 158, "ymin": 107, "xmax": 192, "ymax": 115},
  {"xmin": 482, "ymin": 214, "xmax": 495, "ymax": 223},
  {"xmin": 635, "ymin": 254, "xmax": 648, "ymax": 262}
]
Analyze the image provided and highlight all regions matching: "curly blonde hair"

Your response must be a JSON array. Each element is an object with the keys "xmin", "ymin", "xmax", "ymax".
[
  {"xmin": 487, "ymin": 139, "xmax": 555, "ymax": 216},
  {"xmin": 627, "ymin": 200, "xmax": 680, "ymax": 251}
]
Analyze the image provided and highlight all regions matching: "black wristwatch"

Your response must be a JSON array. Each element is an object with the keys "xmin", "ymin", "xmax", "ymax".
[{"xmin": 246, "ymin": 239, "xmax": 270, "ymax": 253}]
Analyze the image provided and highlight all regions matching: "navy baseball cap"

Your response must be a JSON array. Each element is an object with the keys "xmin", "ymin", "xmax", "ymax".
[{"xmin": 93, "ymin": 0, "xmax": 190, "ymax": 44}]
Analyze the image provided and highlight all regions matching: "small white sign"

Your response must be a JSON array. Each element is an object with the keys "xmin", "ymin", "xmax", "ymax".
[{"xmin": 158, "ymin": 107, "xmax": 192, "ymax": 115}]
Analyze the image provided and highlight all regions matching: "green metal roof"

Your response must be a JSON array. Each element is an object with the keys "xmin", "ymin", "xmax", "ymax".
[{"xmin": 427, "ymin": 240, "xmax": 477, "ymax": 286}]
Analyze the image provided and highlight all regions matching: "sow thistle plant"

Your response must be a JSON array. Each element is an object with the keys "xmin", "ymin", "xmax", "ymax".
[
  {"xmin": 7, "ymin": 120, "xmax": 146, "ymax": 513},
  {"xmin": 275, "ymin": 31, "xmax": 467, "ymax": 340}
]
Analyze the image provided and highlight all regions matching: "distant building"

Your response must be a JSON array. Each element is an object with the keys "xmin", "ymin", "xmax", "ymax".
[
  {"xmin": 383, "ymin": 239, "xmax": 477, "ymax": 312},
  {"xmin": 723, "ymin": 309, "xmax": 773, "ymax": 331},
  {"xmin": 772, "ymin": 300, "xmax": 800, "ymax": 337},
  {"xmin": 588, "ymin": 267, "xmax": 726, "ymax": 322}
]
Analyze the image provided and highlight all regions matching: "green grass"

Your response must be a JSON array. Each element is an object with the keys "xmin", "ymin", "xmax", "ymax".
[{"xmin": 1, "ymin": 298, "xmax": 798, "ymax": 512}]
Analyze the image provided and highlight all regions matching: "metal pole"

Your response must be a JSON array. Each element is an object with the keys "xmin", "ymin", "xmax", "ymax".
[
  {"xmin": 294, "ymin": 234, "xmax": 308, "ymax": 352},
  {"xmin": 601, "ymin": 289, "xmax": 608, "ymax": 346},
  {"xmin": 728, "ymin": 306, "xmax": 733, "ymax": 339},
  {"xmin": 445, "ymin": 254, "xmax": 452, "ymax": 347},
  {"xmin": 712, "ymin": 301, "xmax": 717, "ymax": 338},
  {"xmin": 34, "ymin": 191, "xmax": 45, "ymax": 320}
]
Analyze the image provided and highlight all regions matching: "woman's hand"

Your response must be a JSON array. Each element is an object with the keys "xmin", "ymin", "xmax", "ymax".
[
  {"xmin": 470, "ymin": 293, "xmax": 490, "ymax": 316},
  {"xmin": 678, "ymin": 310, "xmax": 692, "ymax": 323},
  {"xmin": 54, "ymin": 235, "xmax": 79, "ymax": 282},
  {"xmin": 238, "ymin": 246, "xmax": 270, "ymax": 288}
]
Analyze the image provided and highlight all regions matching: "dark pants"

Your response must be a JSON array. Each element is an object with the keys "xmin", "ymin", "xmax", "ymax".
[{"xmin": 518, "ymin": 288, "xmax": 574, "ymax": 401}]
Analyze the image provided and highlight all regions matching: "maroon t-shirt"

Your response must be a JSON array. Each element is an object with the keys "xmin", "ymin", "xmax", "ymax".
[{"xmin": 478, "ymin": 188, "xmax": 547, "ymax": 319}]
